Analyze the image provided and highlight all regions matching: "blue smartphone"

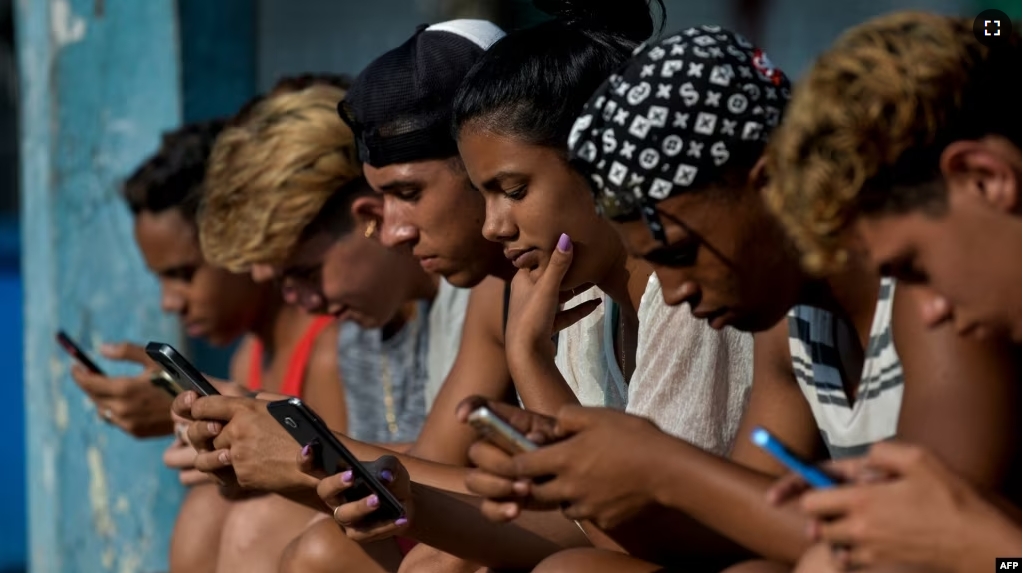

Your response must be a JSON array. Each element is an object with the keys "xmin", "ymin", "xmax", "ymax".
[{"xmin": 751, "ymin": 426, "xmax": 836, "ymax": 488}]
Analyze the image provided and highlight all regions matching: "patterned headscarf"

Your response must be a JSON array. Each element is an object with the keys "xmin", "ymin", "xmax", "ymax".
[{"xmin": 568, "ymin": 25, "xmax": 791, "ymax": 242}]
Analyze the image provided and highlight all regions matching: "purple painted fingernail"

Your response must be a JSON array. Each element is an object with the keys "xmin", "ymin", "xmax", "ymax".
[
  {"xmin": 341, "ymin": 471, "xmax": 353, "ymax": 484},
  {"xmin": 557, "ymin": 233, "xmax": 571, "ymax": 253},
  {"xmin": 301, "ymin": 443, "xmax": 312, "ymax": 457},
  {"xmin": 380, "ymin": 469, "xmax": 394, "ymax": 483},
  {"xmin": 395, "ymin": 518, "xmax": 408, "ymax": 527},
  {"xmin": 366, "ymin": 495, "xmax": 379, "ymax": 508}
]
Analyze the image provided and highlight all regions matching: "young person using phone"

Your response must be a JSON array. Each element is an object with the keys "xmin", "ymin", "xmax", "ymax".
[
  {"xmin": 759, "ymin": 13, "xmax": 1022, "ymax": 571},
  {"xmin": 173, "ymin": 10, "xmax": 730, "ymax": 572},
  {"xmin": 459, "ymin": 25, "xmax": 1019, "ymax": 572},
  {"xmin": 99, "ymin": 117, "xmax": 346, "ymax": 573},
  {"xmin": 451, "ymin": 0, "xmax": 752, "ymax": 451}
]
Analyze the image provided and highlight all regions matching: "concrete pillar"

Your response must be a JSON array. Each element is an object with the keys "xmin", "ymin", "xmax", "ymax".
[{"xmin": 18, "ymin": 1, "xmax": 182, "ymax": 571}]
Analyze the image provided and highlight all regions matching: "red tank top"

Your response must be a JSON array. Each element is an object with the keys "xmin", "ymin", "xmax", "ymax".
[{"xmin": 247, "ymin": 316, "xmax": 334, "ymax": 397}]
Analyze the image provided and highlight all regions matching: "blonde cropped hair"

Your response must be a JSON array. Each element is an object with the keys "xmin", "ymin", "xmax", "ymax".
[
  {"xmin": 199, "ymin": 83, "xmax": 361, "ymax": 271},
  {"xmin": 765, "ymin": 12, "xmax": 1018, "ymax": 274}
]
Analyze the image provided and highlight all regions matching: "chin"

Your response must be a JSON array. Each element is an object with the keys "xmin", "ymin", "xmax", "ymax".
[{"xmin": 443, "ymin": 267, "xmax": 488, "ymax": 289}]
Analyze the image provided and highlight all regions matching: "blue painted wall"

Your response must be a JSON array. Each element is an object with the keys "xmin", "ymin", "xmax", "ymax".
[
  {"xmin": 16, "ymin": 1, "xmax": 184, "ymax": 572},
  {"xmin": 0, "ymin": 216, "xmax": 24, "ymax": 572}
]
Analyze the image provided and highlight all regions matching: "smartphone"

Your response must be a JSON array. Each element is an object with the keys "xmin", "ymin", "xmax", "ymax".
[
  {"xmin": 751, "ymin": 426, "xmax": 836, "ymax": 488},
  {"xmin": 150, "ymin": 370, "xmax": 183, "ymax": 398},
  {"xmin": 56, "ymin": 330, "xmax": 105, "ymax": 375},
  {"xmin": 144, "ymin": 342, "xmax": 220, "ymax": 397},
  {"xmin": 267, "ymin": 398, "xmax": 405, "ymax": 521},
  {"xmin": 467, "ymin": 405, "xmax": 538, "ymax": 454}
]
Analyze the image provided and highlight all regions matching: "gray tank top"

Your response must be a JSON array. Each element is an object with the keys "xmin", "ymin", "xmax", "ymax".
[{"xmin": 337, "ymin": 302, "xmax": 430, "ymax": 444}]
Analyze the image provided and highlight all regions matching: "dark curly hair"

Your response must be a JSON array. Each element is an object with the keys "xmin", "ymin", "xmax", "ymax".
[{"xmin": 122, "ymin": 118, "xmax": 227, "ymax": 224}]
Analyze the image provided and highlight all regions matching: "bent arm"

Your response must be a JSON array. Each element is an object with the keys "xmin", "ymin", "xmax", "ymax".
[{"xmin": 407, "ymin": 277, "xmax": 515, "ymax": 465}]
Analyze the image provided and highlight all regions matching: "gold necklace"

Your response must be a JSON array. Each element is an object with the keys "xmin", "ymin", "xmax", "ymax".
[
  {"xmin": 618, "ymin": 310, "xmax": 627, "ymax": 378},
  {"xmin": 381, "ymin": 355, "xmax": 398, "ymax": 437}
]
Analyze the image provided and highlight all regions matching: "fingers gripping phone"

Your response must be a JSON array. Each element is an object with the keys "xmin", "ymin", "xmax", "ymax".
[
  {"xmin": 267, "ymin": 398, "xmax": 405, "ymax": 521},
  {"xmin": 751, "ymin": 426, "xmax": 836, "ymax": 488},
  {"xmin": 56, "ymin": 331, "xmax": 105, "ymax": 375},
  {"xmin": 145, "ymin": 342, "xmax": 220, "ymax": 397},
  {"xmin": 467, "ymin": 405, "xmax": 538, "ymax": 454}
]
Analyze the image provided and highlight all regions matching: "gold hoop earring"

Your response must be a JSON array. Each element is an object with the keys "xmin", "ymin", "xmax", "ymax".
[{"xmin": 364, "ymin": 220, "xmax": 377, "ymax": 238}]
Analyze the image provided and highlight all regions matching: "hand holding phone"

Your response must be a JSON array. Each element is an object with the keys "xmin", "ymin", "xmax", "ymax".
[
  {"xmin": 751, "ymin": 426, "xmax": 836, "ymax": 488},
  {"xmin": 268, "ymin": 398, "xmax": 405, "ymax": 521}
]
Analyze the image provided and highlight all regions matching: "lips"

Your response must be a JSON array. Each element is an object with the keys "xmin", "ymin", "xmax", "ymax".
[
  {"xmin": 693, "ymin": 308, "xmax": 730, "ymax": 330},
  {"xmin": 504, "ymin": 247, "xmax": 538, "ymax": 269},
  {"xmin": 184, "ymin": 322, "xmax": 206, "ymax": 338}
]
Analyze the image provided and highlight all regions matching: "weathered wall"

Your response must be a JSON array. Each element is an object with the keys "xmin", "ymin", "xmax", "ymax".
[{"xmin": 17, "ymin": 1, "xmax": 184, "ymax": 571}]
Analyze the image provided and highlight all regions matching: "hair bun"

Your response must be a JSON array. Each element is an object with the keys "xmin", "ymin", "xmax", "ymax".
[{"xmin": 533, "ymin": 0, "xmax": 661, "ymax": 43}]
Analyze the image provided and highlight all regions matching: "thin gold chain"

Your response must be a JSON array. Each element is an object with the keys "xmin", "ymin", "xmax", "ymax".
[{"xmin": 381, "ymin": 355, "xmax": 398, "ymax": 437}]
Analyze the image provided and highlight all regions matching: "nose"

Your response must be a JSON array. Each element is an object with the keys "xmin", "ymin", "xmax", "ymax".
[
  {"xmin": 250, "ymin": 264, "xmax": 277, "ymax": 283},
  {"xmin": 918, "ymin": 289, "xmax": 953, "ymax": 329},
  {"xmin": 160, "ymin": 284, "xmax": 187, "ymax": 315},
  {"xmin": 660, "ymin": 276, "xmax": 700, "ymax": 309},
  {"xmin": 379, "ymin": 196, "xmax": 419, "ymax": 249},
  {"xmin": 481, "ymin": 197, "xmax": 516, "ymax": 244}
]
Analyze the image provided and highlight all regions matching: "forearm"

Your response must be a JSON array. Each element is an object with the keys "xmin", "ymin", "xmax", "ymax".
[
  {"xmin": 957, "ymin": 503, "xmax": 1021, "ymax": 573},
  {"xmin": 334, "ymin": 432, "xmax": 471, "ymax": 494},
  {"xmin": 611, "ymin": 441, "xmax": 807, "ymax": 565},
  {"xmin": 507, "ymin": 350, "xmax": 579, "ymax": 415},
  {"xmin": 406, "ymin": 483, "xmax": 590, "ymax": 569}
]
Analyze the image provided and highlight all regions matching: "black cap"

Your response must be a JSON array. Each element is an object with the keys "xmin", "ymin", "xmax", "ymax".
[{"xmin": 339, "ymin": 20, "xmax": 505, "ymax": 167}]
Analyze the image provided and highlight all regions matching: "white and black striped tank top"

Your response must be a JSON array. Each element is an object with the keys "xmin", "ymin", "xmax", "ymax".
[{"xmin": 787, "ymin": 278, "xmax": 903, "ymax": 459}]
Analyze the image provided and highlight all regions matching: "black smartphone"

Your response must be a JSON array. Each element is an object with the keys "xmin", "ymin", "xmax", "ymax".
[
  {"xmin": 144, "ymin": 342, "xmax": 220, "ymax": 397},
  {"xmin": 267, "ymin": 397, "xmax": 405, "ymax": 521},
  {"xmin": 467, "ymin": 404, "xmax": 538, "ymax": 454},
  {"xmin": 56, "ymin": 330, "xmax": 105, "ymax": 375}
]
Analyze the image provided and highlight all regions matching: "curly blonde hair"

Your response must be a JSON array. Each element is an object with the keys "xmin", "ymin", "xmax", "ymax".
[
  {"xmin": 765, "ymin": 11, "xmax": 1019, "ymax": 274},
  {"xmin": 199, "ymin": 83, "xmax": 362, "ymax": 271}
]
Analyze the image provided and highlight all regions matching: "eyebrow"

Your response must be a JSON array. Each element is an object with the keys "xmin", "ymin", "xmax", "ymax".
[
  {"xmin": 377, "ymin": 179, "xmax": 425, "ymax": 193},
  {"xmin": 480, "ymin": 170, "xmax": 527, "ymax": 191}
]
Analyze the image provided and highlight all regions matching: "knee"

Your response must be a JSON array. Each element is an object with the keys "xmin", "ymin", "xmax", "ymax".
[
  {"xmin": 279, "ymin": 518, "xmax": 349, "ymax": 573},
  {"xmin": 398, "ymin": 544, "xmax": 479, "ymax": 573},
  {"xmin": 793, "ymin": 544, "xmax": 837, "ymax": 573}
]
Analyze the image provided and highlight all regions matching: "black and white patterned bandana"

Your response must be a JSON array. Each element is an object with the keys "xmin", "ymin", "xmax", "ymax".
[{"xmin": 568, "ymin": 25, "xmax": 791, "ymax": 243}]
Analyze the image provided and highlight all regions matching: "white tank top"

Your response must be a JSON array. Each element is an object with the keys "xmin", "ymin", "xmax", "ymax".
[
  {"xmin": 556, "ymin": 276, "xmax": 754, "ymax": 455},
  {"xmin": 787, "ymin": 278, "xmax": 904, "ymax": 459}
]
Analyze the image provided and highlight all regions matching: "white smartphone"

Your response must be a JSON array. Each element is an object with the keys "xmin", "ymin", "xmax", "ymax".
[{"xmin": 467, "ymin": 405, "xmax": 538, "ymax": 454}]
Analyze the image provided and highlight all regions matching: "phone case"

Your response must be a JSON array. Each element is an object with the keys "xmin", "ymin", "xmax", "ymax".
[
  {"xmin": 144, "ymin": 342, "xmax": 220, "ymax": 397},
  {"xmin": 267, "ymin": 398, "xmax": 405, "ymax": 521}
]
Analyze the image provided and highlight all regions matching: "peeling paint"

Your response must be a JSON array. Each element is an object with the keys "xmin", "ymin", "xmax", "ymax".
[
  {"xmin": 86, "ymin": 446, "xmax": 116, "ymax": 537},
  {"xmin": 50, "ymin": 0, "xmax": 87, "ymax": 47},
  {"xmin": 49, "ymin": 356, "xmax": 69, "ymax": 432},
  {"xmin": 101, "ymin": 547, "xmax": 115, "ymax": 569},
  {"xmin": 41, "ymin": 442, "xmax": 55, "ymax": 494},
  {"xmin": 50, "ymin": 0, "xmax": 87, "ymax": 48},
  {"xmin": 119, "ymin": 549, "xmax": 142, "ymax": 573}
]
